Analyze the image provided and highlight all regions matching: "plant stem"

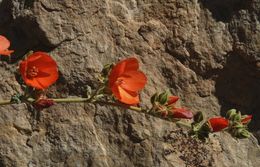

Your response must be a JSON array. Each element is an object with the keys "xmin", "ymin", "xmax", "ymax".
[
  {"xmin": 95, "ymin": 101, "xmax": 191, "ymax": 128},
  {"xmin": 0, "ymin": 100, "xmax": 12, "ymax": 105},
  {"xmin": 88, "ymin": 85, "xmax": 105, "ymax": 102},
  {"xmin": 0, "ymin": 97, "xmax": 191, "ymax": 128},
  {"xmin": 95, "ymin": 101, "xmax": 142, "ymax": 112},
  {"xmin": 27, "ymin": 97, "xmax": 90, "ymax": 103}
]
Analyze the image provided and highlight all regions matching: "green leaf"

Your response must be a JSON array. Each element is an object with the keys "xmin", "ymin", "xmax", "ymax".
[
  {"xmin": 233, "ymin": 112, "xmax": 242, "ymax": 122},
  {"xmin": 150, "ymin": 93, "xmax": 159, "ymax": 104},
  {"xmin": 158, "ymin": 91, "xmax": 168, "ymax": 105},
  {"xmin": 240, "ymin": 129, "xmax": 251, "ymax": 138},
  {"xmin": 86, "ymin": 85, "xmax": 92, "ymax": 98},
  {"xmin": 226, "ymin": 109, "xmax": 237, "ymax": 119},
  {"xmin": 194, "ymin": 111, "xmax": 204, "ymax": 123},
  {"xmin": 10, "ymin": 94, "xmax": 23, "ymax": 104},
  {"xmin": 101, "ymin": 63, "xmax": 113, "ymax": 77},
  {"xmin": 201, "ymin": 122, "xmax": 212, "ymax": 132},
  {"xmin": 233, "ymin": 123, "xmax": 244, "ymax": 129}
]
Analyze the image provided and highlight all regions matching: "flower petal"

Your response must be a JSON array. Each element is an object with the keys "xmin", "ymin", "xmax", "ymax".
[
  {"xmin": 27, "ymin": 52, "xmax": 57, "ymax": 70},
  {"xmin": 124, "ymin": 57, "xmax": 139, "ymax": 72},
  {"xmin": 19, "ymin": 60, "xmax": 46, "ymax": 89},
  {"xmin": 111, "ymin": 84, "xmax": 121, "ymax": 100},
  {"xmin": 0, "ymin": 35, "xmax": 10, "ymax": 51},
  {"xmin": 0, "ymin": 35, "xmax": 13, "ymax": 56},
  {"xmin": 36, "ymin": 71, "xmax": 51, "ymax": 78},
  {"xmin": 35, "ymin": 72, "xmax": 58, "ymax": 89},
  {"xmin": 0, "ymin": 50, "xmax": 14, "ymax": 56},
  {"xmin": 23, "ymin": 77, "xmax": 45, "ymax": 89},
  {"xmin": 117, "ymin": 86, "xmax": 139, "ymax": 104},
  {"xmin": 109, "ymin": 58, "xmax": 139, "ymax": 88},
  {"xmin": 119, "ymin": 71, "xmax": 147, "ymax": 92},
  {"xmin": 38, "ymin": 65, "xmax": 58, "ymax": 81}
]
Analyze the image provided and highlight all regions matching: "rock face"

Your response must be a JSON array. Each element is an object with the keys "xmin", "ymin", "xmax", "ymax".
[{"xmin": 0, "ymin": 0, "xmax": 260, "ymax": 166}]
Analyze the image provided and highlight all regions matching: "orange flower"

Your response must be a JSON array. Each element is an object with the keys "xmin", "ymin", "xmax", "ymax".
[
  {"xmin": 19, "ymin": 52, "xmax": 58, "ymax": 89},
  {"xmin": 0, "ymin": 35, "xmax": 14, "ymax": 56},
  {"xmin": 109, "ymin": 57, "xmax": 147, "ymax": 104}
]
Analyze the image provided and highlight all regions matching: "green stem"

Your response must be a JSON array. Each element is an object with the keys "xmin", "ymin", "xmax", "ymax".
[
  {"xmin": 0, "ymin": 97, "xmax": 190, "ymax": 128},
  {"xmin": 88, "ymin": 85, "xmax": 105, "ymax": 102},
  {"xmin": 95, "ymin": 101, "xmax": 142, "ymax": 112},
  {"xmin": 0, "ymin": 100, "xmax": 12, "ymax": 105},
  {"xmin": 27, "ymin": 97, "xmax": 90, "ymax": 103}
]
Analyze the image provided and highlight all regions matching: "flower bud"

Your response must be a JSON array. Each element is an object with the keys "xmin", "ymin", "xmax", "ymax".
[
  {"xmin": 167, "ymin": 96, "xmax": 179, "ymax": 105},
  {"xmin": 172, "ymin": 108, "xmax": 193, "ymax": 119},
  {"xmin": 241, "ymin": 115, "xmax": 252, "ymax": 125},
  {"xmin": 33, "ymin": 99, "xmax": 55, "ymax": 110},
  {"xmin": 208, "ymin": 117, "xmax": 229, "ymax": 132}
]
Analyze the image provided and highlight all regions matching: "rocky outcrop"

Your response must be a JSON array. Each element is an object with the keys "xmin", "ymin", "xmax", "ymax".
[{"xmin": 0, "ymin": 0, "xmax": 259, "ymax": 166}]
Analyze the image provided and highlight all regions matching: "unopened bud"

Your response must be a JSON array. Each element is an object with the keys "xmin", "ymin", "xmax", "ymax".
[
  {"xmin": 208, "ymin": 117, "xmax": 229, "ymax": 132},
  {"xmin": 33, "ymin": 99, "xmax": 55, "ymax": 110},
  {"xmin": 241, "ymin": 115, "xmax": 252, "ymax": 125}
]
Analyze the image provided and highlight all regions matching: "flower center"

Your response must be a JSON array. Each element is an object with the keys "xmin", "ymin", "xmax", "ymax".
[
  {"xmin": 115, "ymin": 78, "xmax": 125, "ymax": 86},
  {"xmin": 27, "ymin": 66, "xmax": 39, "ymax": 79}
]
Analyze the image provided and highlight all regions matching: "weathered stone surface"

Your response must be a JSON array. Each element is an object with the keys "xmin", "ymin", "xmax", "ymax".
[{"xmin": 0, "ymin": 0, "xmax": 260, "ymax": 166}]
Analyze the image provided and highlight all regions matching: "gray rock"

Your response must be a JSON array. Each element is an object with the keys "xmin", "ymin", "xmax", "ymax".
[{"xmin": 0, "ymin": 0, "xmax": 259, "ymax": 166}]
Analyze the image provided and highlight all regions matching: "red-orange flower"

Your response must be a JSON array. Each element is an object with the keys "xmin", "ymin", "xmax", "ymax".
[
  {"xmin": 0, "ymin": 35, "xmax": 14, "ymax": 56},
  {"xmin": 108, "ymin": 57, "xmax": 147, "ymax": 105},
  {"xmin": 208, "ymin": 117, "xmax": 229, "ymax": 132},
  {"xmin": 19, "ymin": 52, "xmax": 58, "ymax": 89}
]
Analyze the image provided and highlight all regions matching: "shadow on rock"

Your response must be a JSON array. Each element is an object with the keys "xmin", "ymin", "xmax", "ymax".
[
  {"xmin": 0, "ymin": 0, "xmax": 54, "ymax": 63},
  {"xmin": 199, "ymin": 0, "xmax": 250, "ymax": 22}
]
